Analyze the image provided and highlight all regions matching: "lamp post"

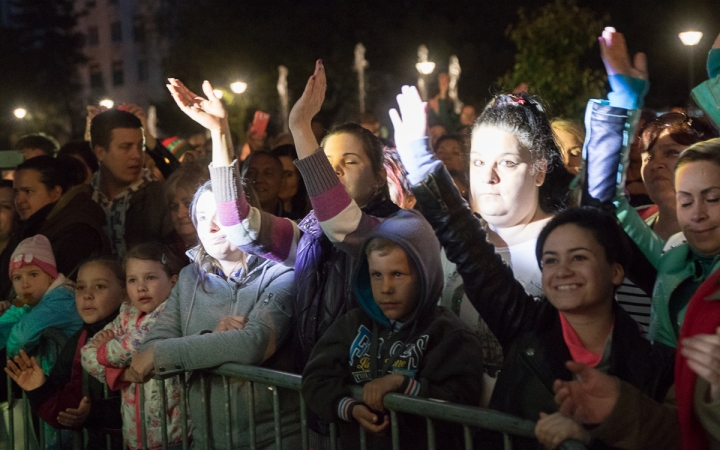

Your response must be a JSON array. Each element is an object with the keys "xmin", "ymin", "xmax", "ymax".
[
  {"xmin": 679, "ymin": 31, "xmax": 703, "ymax": 93},
  {"xmin": 354, "ymin": 43, "xmax": 368, "ymax": 114},
  {"xmin": 13, "ymin": 108, "xmax": 27, "ymax": 119},
  {"xmin": 416, "ymin": 45, "xmax": 435, "ymax": 101},
  {"xmin": 277, "ymin": 66, "xmax": 289, "ymax": 133}
]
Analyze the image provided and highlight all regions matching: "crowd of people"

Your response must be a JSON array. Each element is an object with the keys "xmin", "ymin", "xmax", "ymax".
[{"xmin": 0, "ymin": 26, "xmax": 719, "ymax": 450}]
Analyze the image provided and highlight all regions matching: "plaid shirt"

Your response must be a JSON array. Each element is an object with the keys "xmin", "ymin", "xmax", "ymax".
[{"xmin": 92, "ymin": 169, "xmax": 156, "ymax": 258}]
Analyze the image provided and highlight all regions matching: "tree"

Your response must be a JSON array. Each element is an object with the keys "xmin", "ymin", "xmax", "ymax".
[
  {"xmin": 0, "ymin": 0, "xmax": 86, "ymax": 144},
  {"xmin": 499, "ymin": 0, "xmax": 607, "ymax": 120}
]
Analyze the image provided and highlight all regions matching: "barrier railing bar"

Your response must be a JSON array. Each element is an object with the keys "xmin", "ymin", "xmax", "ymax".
[
  {"xmin": 22, "ymin": 392, "xmax": 29, "ymax": 450},
  {"xmin": 426, "ymin": 417, "xmax": 435, "ymax": 450},
  {"xmin": 159, "ymin": 378, "xmax": 168, "ymax": 450},
  {"xmin": 180, "ymin": 374, "xmax": 188, "ymax": 450},
  {"xmin": 139, "ymin": 381, "xmax": 147, "ymax": 450},
  {"xmin": 104, "ymin": 383, "xmax": 112, "ymax": 450},
  {"xmin": 299, "ymin": 394, "xmax": 308, "ymax": 450},
  {"xmin": 248, "ymin": 380, "xmax": 256, "ymax": 450},
  {"xmin": 7, "ymin": 375, "xmax": 14, "ymax": 450},
  {"xmin": 463, "ymin": 425, "xmax": 472, "ymax": 450},
  {"xmin": 390, "ymin": 410, "xmax": 399, "ymax": 450},
  {"xmin": 329, "ymin": 422, "xmax": 337, "ymax": 450},
  {"xmin": 223, "ymin": 375, "xmax": 232, "ymax": 450},
  {"xmin": 199, "ymin": 373, "xmax": 209, "ymax": 450},
  {"xmin": 272, "ymin": 386, "xmax": 282, "ymax": 450},
  {"xmin": 360, "ymin": 424, "xmax": 367, "ymax": 450},
  {"xmin": 503, "ymin": 432, "xmax": 511, "ymax": 450}
]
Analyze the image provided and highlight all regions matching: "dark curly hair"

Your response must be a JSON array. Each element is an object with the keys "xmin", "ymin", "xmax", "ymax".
[{"xmin": 474, "ymin": 93, "xmax": 574, "ymax": 214}]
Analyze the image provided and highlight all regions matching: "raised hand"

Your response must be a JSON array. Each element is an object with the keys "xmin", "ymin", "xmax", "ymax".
[
  {"xmin": 438, "ymin": 73, "xmax": 450, "ymax": 97},
  {"xmin": 57, "ymin": 397, "xmax": 91, "ymax": 428},
  {"xmin": 289, "ymin": 60, "xmax": 326, "ymax": 132},
  {"xmin": 214, "ymin": 315, "xmax": 248, "ymax": 332},
  {"xmin": 553, "ymin": 361, "xmax": 619, "ymax": 424},
  {"xmin": 351, "ymin": 404, "xmax": 390, "ymax": 435},
  {"xmin": 389, "ymin": 85, "xmax": 428, "ymax": 151},
  {"xmin": 90, "ymin": 329, "xmax": 115, "ymax": 347},
  {"xmin": 167, "ymin": 78, "xmax": 227, "ymax": 131},
  {"xmin": 681, "ymin": 327, "xmax": 720, "ymax": 401},
  {"xmin": 535, "ymin": 412, "xmax": 591, "ymax": 449},
  {"xmin": 362, "ymin": 373, "xmax": 404, "ymax": 412},
  {"xmin": 5, "ymin": 350, "xmax": 46, "ymax": 391},
  {"xmin": 599, "ymin": 27, "xmax": 648, "ymax": 80}
]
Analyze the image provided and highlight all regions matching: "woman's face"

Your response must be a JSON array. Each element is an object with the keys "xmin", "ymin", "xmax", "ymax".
[
  {"xmin": 323, "ymin": 133, "xmax": 385, "ymax": 207},
  {"xmin": 194, "ymin": 190, "xmax": 244, "ymax": 263},
  {"xmin": 277, "ymin": 156, "xmax": 299, "ymax": 203},
  {"xmin": 554, "ymin": 128, "xmax": 583, "ymax": 175},
  {"xmin": 13, "ymin": 169, "xmax": 62, "ymax": 221},
  {"xmin": 435, "ymin": 138, "xmax": 465, "ymax": 172},
  {"xmin": 169, "ymin": 187, "xmax": 196, "ymax": 240},
  {"xmin": 641, "ymin": 130, "xmax": 687, "ymax": 206},
  {"xmin": 540, "ymin": 224, "xmax": 623, "ymax": 314},
  {"xmin": 470, "ymin": 126, "xmax": 545, "ymax": 229},
  {"xmin": 675, "ymin": 161, "xmax": 720, "ymax": 257}
]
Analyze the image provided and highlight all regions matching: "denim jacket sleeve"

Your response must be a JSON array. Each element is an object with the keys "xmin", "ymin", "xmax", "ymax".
[
  {"xmin": 410, "ymin": 161, "xmax": 542, "ymax": 347},
  {"xmin": 581, "ymin": 100, "xmax": 665, "ymax": 269}
]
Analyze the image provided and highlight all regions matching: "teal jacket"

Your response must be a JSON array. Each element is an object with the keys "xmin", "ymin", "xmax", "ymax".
[
  {"xmin": 0, "ymin": 275, "xmax": 82, "ymax": 373},
  {"xmin": 691, "ymin": 48, "xmax": 720, "ymax": 130}
]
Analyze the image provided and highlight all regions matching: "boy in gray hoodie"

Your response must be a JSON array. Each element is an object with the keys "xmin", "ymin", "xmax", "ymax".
[{"xmin": 302, "ymin": 209, "xmax": 484, "ymax": 450}]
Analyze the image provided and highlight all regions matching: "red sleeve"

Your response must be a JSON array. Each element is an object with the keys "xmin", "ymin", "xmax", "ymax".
[
  {"xmin": 105, "ymin": 367, "xmax": 131, "ymax": 391},
  {"xmin": 96, "ymin": 342, "xmax": 110, "ymax": 367}
]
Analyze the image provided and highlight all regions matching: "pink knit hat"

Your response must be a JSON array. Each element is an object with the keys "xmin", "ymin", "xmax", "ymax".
[{"xmin": 9, "ymin": 235, "xmax": 58, "ymax": 279}]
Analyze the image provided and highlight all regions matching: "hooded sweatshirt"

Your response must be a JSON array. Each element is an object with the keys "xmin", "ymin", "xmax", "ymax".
[{"xmin": 302, "ymin": 210, "xmax": 484, "ymax": 450}]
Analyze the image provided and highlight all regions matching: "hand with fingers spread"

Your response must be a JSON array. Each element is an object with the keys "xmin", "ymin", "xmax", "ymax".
[
  {"xmin": 57, "ymin": 397, "xmax": 91, "ymax": 428},
  {"xmin": 362, "ymin": 373, "xmax": 404, "ymax": 412},
  {"xmin": 120, "ymin": 103, "xmax": 157, "ymax": 149},
  {"xmin": 288, "ymin": 60, "xmax": 326, "ymax": 159},
  {"xmin": 552, "ymin": 361, "xmax": 619, "ymax": 424},
  {"xmin": 599, "ymin": 27, "xmax": 648, "ymax": 80},
  {"xmin": 535, "ymin": 412, "xmax": 591, "ymax": 449},
  {"xmin": 5, "ymin": 349, "xmax": 46, "ymax": 391},
  {"xmin": 681, "ymin": 326, "xmax": 720, "ymax": 400},
  {"xmin": 214, "ymin": 315, "xmax": 248, "ymax": 332},
  {"xmin": 90, "ymin": 329, "xmax": 115, "ymax": 347},
  {"xmin": 167, "ymin": 79, "xmax": 227, "ymax": 132},
  {"xmin": 352, "ymin": 404, "xmax": 390, "ymax": 435}
]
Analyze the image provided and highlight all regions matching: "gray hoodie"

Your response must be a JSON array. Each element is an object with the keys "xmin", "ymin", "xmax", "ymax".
[{"xmin": 141, "ymin": 255, "xmax": 300, "ymax": 449}]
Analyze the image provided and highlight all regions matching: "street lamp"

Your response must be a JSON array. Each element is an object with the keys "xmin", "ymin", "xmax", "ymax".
[
  {"xmin": 230, "ymin": 81, "xmax": 247, "ymax": 94},
  {"xmin": 679, "ymin": 31, "xmax": 703, "ymax": 92},
  {"xmin": 416, "ymin": 45, "xmax": 435, "ymax": 101},
  {"xmin": 13, "ymin": 108, "xmax": 27, "ymax": 119},
  {"xmin": 99, "ymin": 98, "xmax": 114, "ymax": 109}
]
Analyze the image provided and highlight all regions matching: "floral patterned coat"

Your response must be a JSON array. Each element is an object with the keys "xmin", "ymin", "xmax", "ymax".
[{"xmin": 80, "ymin": 301, "xmax": 185, "ymax": 450}]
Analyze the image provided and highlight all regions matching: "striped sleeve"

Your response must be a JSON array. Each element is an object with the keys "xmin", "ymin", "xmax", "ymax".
[
  {"xmin": 403, "ymin": 377, "xmax": 421, "ymax": 397},
  {"xmin": 337, "ymin": 397, "xmax": 361, "ymax": 422},
  {"xmin": 295, "ymin": 149, "xmax": 382, "ymax": 256},
  {"xmin": 210, "ymin": 161, "xmax": 300, "ymax": 265}
]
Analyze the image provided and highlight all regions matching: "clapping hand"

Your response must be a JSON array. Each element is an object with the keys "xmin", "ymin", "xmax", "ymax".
[
  {"xmin": 552, "ymin": 361, "xmax": 620, "ymax": 424},
  {"xmin": 167, "ymin": 78, "xmax": 227, "ymax": 132},
  {"xmin": 681, "ymin": 326, "xmax": 720, "ymax": 401}
]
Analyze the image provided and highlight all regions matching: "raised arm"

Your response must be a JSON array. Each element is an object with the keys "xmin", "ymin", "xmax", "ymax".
[
  {"xmin": 691, "ymin": 31, "xmax": 720, "ymax": 129},
  {"xmin": 389, "ymin": 86, "xmax": 542, "ymax": 346},
  {"xmin": 167, "ymin": 78, "xmax": 300, "ymax": 265}
]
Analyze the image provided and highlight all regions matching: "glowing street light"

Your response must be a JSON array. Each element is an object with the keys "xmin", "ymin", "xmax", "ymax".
[
  {"xmin": 13, "ymin": 108, "xmax": 27, "ymax": 119},
  {"xmin": 99, "ymin": 98, "xmax": 114, "ymax": 109},
  {"xmin": 679, "ymin": 31, "xmax": 703, "ymax": 92},
  {"xmin": 230, "ymin": 81, "xmax": 247, "ymax": 94},
  {"xmin": 213, "ymin": 89, "xmax": 224, "ymax": 99},
  {"xmin": 416, "ymin": 45, "xmax": 435, "ymax": 100}
]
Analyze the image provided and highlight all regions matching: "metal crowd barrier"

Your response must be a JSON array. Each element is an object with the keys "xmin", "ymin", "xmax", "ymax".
[{"xmin": 3, "ymin": 361, "xmax": 588, "ymax": 450}]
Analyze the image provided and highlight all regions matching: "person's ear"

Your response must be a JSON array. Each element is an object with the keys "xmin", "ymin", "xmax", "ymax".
[
  {"xmin": 611, "ymin": 263, "xmax": 624, "ymax": 286},
  {"xmin": 49, "ymin": 185, "xmax": 62, "ymax": 202},
  {"xmin": 170, "ymin": 274, "xmax": 179, "ymax": 287},
  {"xmin": 93, "ymin": 144, "xmax": 106, "ymax": 164},
  {"xmin": 375, "ymin": 167, "xmax": 387, "ymax": 190},
  {"xmin": 534, "ymin": 159, "xmax": 547, "ymax": 187}
]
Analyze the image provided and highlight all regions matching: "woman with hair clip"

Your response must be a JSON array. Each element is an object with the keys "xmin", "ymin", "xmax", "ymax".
[
  {"xmin": 165, "ymin": 60, "xmax": 401, "ymax": 447},
  {"xmin": 127, "ymin": 179, "xmax": 300, "ymax": 450},
  {"xmin": 389, "ymin": 82, "xmax": 653, "ymax": 449}
]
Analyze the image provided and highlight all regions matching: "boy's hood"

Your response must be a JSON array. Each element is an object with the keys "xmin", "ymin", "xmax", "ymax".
[{"xmin": 353, "ymin": 209, "xmax": 444, "ymax": 327}]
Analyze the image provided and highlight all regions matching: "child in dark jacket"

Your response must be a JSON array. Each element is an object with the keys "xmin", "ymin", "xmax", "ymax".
[
  {"xmin": 5, "ymin": 257, "xmax": 126, "ymax": 450},
  {"xmin": 302, "ymin": 209, "xmax": 484, "ymax": 450}
]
